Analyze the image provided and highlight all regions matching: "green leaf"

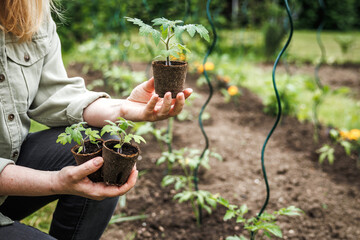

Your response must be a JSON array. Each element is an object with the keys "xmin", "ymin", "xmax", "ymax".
[
  {"xmin": 177, "ymin": 43, "xmax": 191, "ymax": 54},
  {"xmin": 160, "ymin": 25, "xmax": 169, "ymax": 40},
  {"xmin": 161, "ymin": 176, "xmax": 175, "ymax": 187},
  {"xmin": 203, "ymin": 204, "xmax": 212, "ymax": 214},
  {"xmin": 262, "ymin": 223, "xmax": 282, "ymax": 238},
  {"xmin": 152, "ymin": 17, "xmax": 171, "ymax": 27},
  {"xmin": 205, "ymin": 197, "xmax": 217, "ymax": 208},
  {"xmin": 124, "ymin": 135, "xmax": 132, "ymax": 144},
  {"xmin": 77, "ymin": 146, "xmax": 83, "ymax": 154},
  {"xmin": 156, "ymin": 156, "xmax": 167, "ymax": 165},
  {"xmin": 340, "ymin": 141, "xmax": 352, "ymax": 156},
  {"xmin": 174, "ymin": 191, "xmax": 192, "ymax": 203},
  {"xmin": 319, "ymin": 152, "xmax": 327, "ymax": 164},
  {"xmin": 240, "ymin": 204, "xmax": 248, "ymax": 215},
  {"xmin": 197, "ymin": 193, "xmax": 205, "ymax": 206},
  {"xmin": 133, "ymin": 135, "xmax": 146, "ymax": 144},
  {"xmin": 174, "ymin": 179, "xmax": 184, "ymax": 190},
  {"xmin": 226, "ymin": 235, "xmax": 245, "ymax": 240},
  {"xmin": 224, "ymin": 210, "xmax": 235, "ymax": 221},
  {"xmin": 277, "ymin": 206, "xmax": 303, "ymax": 216},
  {"xmin": 328, "ymin": 151, "xmax": 335, "ymax": 164},
  {"xmin": 114, "ymin": 143, "xmax": 121, "ymax": 149},
  {"xmin": 185, "ymin": 24, "xmax": 196, "ymax": 37},
  {"xmin": 71, "ymin": 131, "xmax": 83, "ymax": 146},
  {"xmin": 174, "ymin": 26, "xmax": 186, "ymax": 42},
  {"xmin": 139, "ymin": 25, "xmax": 154, "ymax": 36},
  {"xmin": 216, "ymin": 196, "xmax": 229, "ymax": 207},
  {"xmin": 124, "ymin": 17, "xmax": 146, "ymax": 27},
  {"xmin": 236, "ymin": 215, "xmax": 245, "ymax": 223},
  {"xmin": 152, "ymin": 30, "xmax": 161, "ymax": 46},
  {"xmin": 56, "ymin": 132, "xmax": 70, "ymax": 145},
  {"xmin": 195, "ymin": 25, "xmax": 210, "ymax": 42}
]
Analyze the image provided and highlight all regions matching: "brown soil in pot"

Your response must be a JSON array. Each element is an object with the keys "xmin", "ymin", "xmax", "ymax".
[
  {"xmin": 152, "ymin": 60, "xmax": 188, "ymax": 98},
  {"xmin": 102, "ymin": 140, "xmax": 139, "ymax": 186},
  {"xmin": 71, "ymin": 140, "xmax": 103, "ymax": 182}
]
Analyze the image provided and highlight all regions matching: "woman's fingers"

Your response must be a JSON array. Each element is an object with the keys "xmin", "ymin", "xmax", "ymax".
[
  {"xmin": 157, "ymin": 92, "xmax": 173, "ymax": 116},
  {"xmin": 144, "ymin": 94, "xmax": 159, "ymax": 117},
  {"xmin": 69, "ymin": 157, "xmax": 103, "ymax": 181},
  {"xmin": 90, "ymin": 167, "xmax": 138, "ymax": 199},
  {"xmin": 115, "ymin": 167, "xmax": 138, "ymax": 195},
  {"xmin": 143, "ymin": 77, "xmax": 155, "ymax": 93},
  {"xmin": 169, "ymin": 92, "xmax": 185, "ymax": 116},
  {"xmin": 183, "ymin": 88, "xmax": 193, "ymax": 99}
]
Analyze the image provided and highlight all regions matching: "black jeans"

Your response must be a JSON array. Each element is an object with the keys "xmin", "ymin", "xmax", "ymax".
[{"xmin": 0, "ymin": 128, "xmax": 119, "ymax": 240}]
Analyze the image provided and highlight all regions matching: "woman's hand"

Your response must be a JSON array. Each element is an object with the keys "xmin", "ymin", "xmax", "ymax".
[
  {"xmin": 52, "ymin": 157, "xmax": 138, "ymax": 201},
  {"xmin": 123, "ymin": 77, "xmax": 193, "ymax": 122},
  {"xmin": 83, "ymin": 77, "xmax": 193, "ymax": 126}
]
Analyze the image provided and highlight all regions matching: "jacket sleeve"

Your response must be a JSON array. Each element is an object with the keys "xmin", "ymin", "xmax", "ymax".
[
  {"xmin": 0, "ymin": 157, "xmax": 14, "ymax": 175},
  {"xmin": 27, "ymin": 20, "xmax": 110, "ymax": 127}
]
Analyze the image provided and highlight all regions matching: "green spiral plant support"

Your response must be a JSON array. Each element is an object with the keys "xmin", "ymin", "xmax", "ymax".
[
  {"xmin": 250, "ymin": 0, "xmax": 293, "ymax": 239},
  {"xmin": 193, "ymin": 0, "xmax": 217, "ymax": 225},
  {"xmin": 313, "ymin": 0, "xmax": 326, "ymax": 142}
]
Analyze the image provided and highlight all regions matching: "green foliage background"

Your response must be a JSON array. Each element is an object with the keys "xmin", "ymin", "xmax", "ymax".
[{"xmin": 55, "ymin": 0, "xmax": 360, "ymax": 52}]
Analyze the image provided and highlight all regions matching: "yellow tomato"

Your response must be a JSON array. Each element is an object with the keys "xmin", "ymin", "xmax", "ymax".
[{"xmin": 227, "ymin": 85, "xmax": 239, "ymax": 96}]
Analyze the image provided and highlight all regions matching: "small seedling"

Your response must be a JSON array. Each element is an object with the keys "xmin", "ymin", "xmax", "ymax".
[
  {"xmin": 214, "ymin": 196, "xmax": 303, "ymax": 240},
  {"xmin": 160, "ymin": 148, "xmax": 222, "ymax": 225},
  {"xmin": 124, "ymin": 17, "xmax": 210, "ymax": 66},
  {"xmin": 101, "ymin": 118, "xmax": 146, "ymax": 154},
  {"xmin": 56, "ymin": 122, "xmax": 101, "ymax": 153}
]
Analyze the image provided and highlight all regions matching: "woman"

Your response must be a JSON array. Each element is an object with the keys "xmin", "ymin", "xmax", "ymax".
[{"xmin": 0, "ymin": 0, "xmax": 192, "ymax": 239}]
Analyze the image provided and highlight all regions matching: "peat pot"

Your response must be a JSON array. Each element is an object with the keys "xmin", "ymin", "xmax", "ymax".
[
  {"xmin": 102, "ymin": 140, "xmax": 140, "ymax": 186},
  {"xmin": 152, "ymin": 60, "xmax": 188, "ymax": 98},
  {"xmin": 71, "ymin": 140, "xmax": 103, "ymax": 182}
]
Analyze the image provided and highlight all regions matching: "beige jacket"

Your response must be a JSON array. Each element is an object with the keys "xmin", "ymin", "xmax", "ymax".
[{"xmin": 0, "ymin": 19, "xmax": 109, "ymax": 225}]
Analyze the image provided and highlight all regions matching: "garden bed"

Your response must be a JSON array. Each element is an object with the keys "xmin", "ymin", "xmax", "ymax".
[{"xmin": 69, "ymin": 63, "xmax": 360, "ymax": 240}]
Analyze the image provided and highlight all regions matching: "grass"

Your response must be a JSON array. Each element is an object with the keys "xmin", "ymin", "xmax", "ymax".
[
  {"xmin": 216, "ymin": 29, "xmax": 360, "ymax": 64},
  {"xmin": 21, "ymin": 201, "xmax": 57, "ymax": 234},
  {"xmin": 287, "ymin": 30, "xmax": 360, "ymax": 64},
  {"xmin": 210, "ymin": 59, "xmax": 360, "ymax": 130},
  {"xmin": 29, "ymin": 121, "xmax": 48, "ymax": 133}
]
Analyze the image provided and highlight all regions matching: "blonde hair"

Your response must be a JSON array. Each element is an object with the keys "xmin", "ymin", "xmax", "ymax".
[{"xmin": 0, "ymin": 0, "xmax": 53, "ymax": 41}]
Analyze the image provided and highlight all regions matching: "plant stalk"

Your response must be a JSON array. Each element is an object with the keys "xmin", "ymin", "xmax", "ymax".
[
  {"xmin": 81, "ymin": 140, "xmax": 86, "ymax": 153},
  {"xmin": 165, "ymin": 26, "xmax": 172, "ymax": 66}
]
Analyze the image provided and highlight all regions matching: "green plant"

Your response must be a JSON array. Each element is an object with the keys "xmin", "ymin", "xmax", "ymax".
[
  {"xmin": 215, "ymin": 196, "xmax": 303, "ymax": 240},
  {"xmin": 334, "ymin": 36, "xmax": 355, "ymax": 55},
  {"xmin": 87, "ymin": 65, "xmax": 147, "ymax": 97},
  {"xmin": 263, "ymin": 21, "xmax": 286, "ymax": 59},
  {"xmin": 124, "ymin": 17, "xmax": 210, "ymax": 66},
  {"xmin": 101, "ymin": 118, "xmax": 146, "ymax": 154},
  {"xmin": 176, "ymin": 92, "xmax": 201, "ymax": 121},
  {"xmin": 160, "ymin": 148, "xmax": 222, "ymax": 225},
  {"xmin": 133, "ymin": 122, "xmax": 170, "ymax": 152},
  {"xmin": 317, "ymin": 128, "xmax": 360, "ymax": 166},
  {"xmin": 56, "ymin": 122, "xmax": 101, "ymax": 153}
]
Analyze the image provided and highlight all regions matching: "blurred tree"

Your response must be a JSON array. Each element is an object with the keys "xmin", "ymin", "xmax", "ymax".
[{"xmin": 54, "ymin": 0, "xmax": 359, "ymax": 52}]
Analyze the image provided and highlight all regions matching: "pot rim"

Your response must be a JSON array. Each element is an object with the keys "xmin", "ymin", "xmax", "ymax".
[
  {"xmin": 103, "ymin": 139, "xmax": 140, "ymax": 158},
  {"xmin": 152, "ymin": 60, "xmax": 188, "ymax": 67},
  {"xmin": 70, "ymin": 139, "xmax": 103, "ymax": 156}
]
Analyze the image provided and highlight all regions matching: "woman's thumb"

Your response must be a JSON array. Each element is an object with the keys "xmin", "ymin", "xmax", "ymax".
[{"xmin": 75, "ymin": 157, "xmax": 103, "ymax": 179}]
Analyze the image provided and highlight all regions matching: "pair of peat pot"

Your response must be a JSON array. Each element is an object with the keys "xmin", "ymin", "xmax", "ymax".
[
  {"xmin": 71, "ymin": 60, "xmax": 188, "ymax": 185},
  {"xmin": 71, "ymin": 140, "xmax": 139, "ymax": 186}
]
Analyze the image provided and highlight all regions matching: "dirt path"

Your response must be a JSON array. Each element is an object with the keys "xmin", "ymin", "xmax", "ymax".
[{"xmin": 68, "ymin": 63, "xmax": 360, "ymax": 239}]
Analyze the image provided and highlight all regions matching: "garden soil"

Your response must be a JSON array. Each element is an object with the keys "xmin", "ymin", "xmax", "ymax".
[{"xmin": 67, "ymin": 63, "xmax": 360, "ymax": 240}]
